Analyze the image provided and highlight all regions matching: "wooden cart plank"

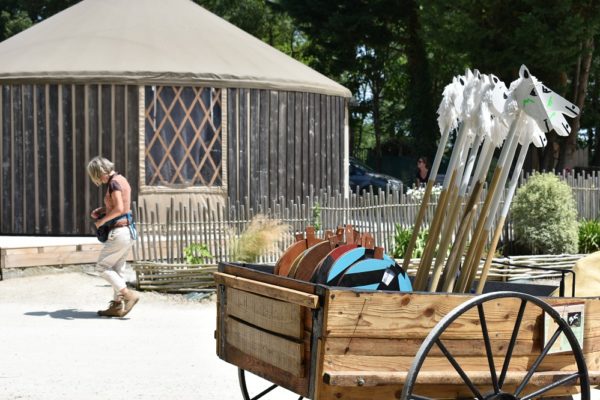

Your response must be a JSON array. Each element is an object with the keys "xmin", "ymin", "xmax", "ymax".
[
  {"xmin": 214, "ymin": 272, "xmax": 318, "ymax": 309},
  {"xmin": 317, "ymin": 382, "xmax": 580, "ymax": 400},
  {"xmin": 322, "ymin": 351, "xmax": 600, "ymax": 375},
  {"xmin": 324, "ymin": 290, "xmax": 600, "ymax": 340},
  {"xmin": 220, "ymin": 262, "xmax": 316, "ymax": 294},
  {"xmin": 223, "ymin": 345, "xmax": 310, "ymax": 397},
  {"xmin": 226, "ymin": 317, "xmax": 304, "ymax": 377},
  {"xmin": 323, "ymin": 369, "xmax": 600, "ymax": 387},
  {"xmin": 227, "ymin": 287, "xmax": 303, "ymax": 339}
]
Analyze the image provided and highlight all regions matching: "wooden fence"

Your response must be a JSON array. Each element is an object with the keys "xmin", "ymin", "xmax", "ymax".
[{"xmin": 133, "ymin": 170, "xmax": 600, "ymax": 266}]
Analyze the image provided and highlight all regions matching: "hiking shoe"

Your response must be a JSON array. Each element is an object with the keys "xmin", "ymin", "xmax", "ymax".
[
  {"xmin": 97, "ymin": 300, "xmax": 124, "ymax": 317},
  {"xmin": 120, "ymin": 290, "xmax": 140, "ymax": 317}
]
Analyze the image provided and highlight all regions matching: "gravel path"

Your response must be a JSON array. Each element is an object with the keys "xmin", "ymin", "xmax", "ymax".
[{"xmin": 0, "ymin": 269, "xmax": 241, "ymax": 400}]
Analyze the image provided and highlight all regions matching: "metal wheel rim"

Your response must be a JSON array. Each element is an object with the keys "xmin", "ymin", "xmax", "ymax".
[
  {"xmin": 401, "ymin": 291, "xmax": 590, "ymax": 400},
  {"xmin": 237, "ymin": 368, "xmax": 304, "ymax": 400}
]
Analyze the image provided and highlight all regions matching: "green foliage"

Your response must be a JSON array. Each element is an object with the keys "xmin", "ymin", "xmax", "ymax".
[
  {"xmin": 0, "ymin": 10, "xmax": 32, "ymax": 40},
  {"xmin": 511, "ymin": 173, "xmax": 579, "ymax": 254},
  {"xmin": 391, "ymin": 224, "xmax": 428, "ymax": 259},
  {"xmin": 579, "ymin": 220, "xmax": 600, "ymax": 254},
  {"xmin": 3, "ymin": 0, "xmax": 600, "ymax": 173},
  {"xmin": 194, "ymin": 0, "xmax": 311, "ymax": 62},
  {"xmin": 183, "ymin": 243, "xmax": 213, "ymax": 264},
  {"xmin": 311, "ymin": 202, "xmax": 322, "ymax": 232}
]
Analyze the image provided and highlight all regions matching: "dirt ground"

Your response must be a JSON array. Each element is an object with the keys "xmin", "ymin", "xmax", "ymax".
[{"xmin": 0, "ymin": 267, "xmax": 245, "ymax": 400}]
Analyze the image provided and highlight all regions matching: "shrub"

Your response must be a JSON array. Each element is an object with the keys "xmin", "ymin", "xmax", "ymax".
[
  {"xmin": 511, "ymin": 172, "xmax": 578, "ymax": 254},
  {"xmin": 579, "ymin": 219, "xmax": 600, "ymax": 254},
  {"xmin": 231, "ymin": 214, "xmax": 290, "ymax": 262},
  {"xmin": 183, "ymin": 243, "xmax": 213, "ymax": 264},
  {"xmin": 392, "ymin": 224, "xmax": 428, "ymax": 259}
]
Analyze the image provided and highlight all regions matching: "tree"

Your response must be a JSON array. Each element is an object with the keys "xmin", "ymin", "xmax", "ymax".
[
  {"xmin": 0, "ymin": 0, "xmax": 79, "ymax": 41},
  {"xmin": 420, "ymin": 0, "xmax": 600, "ymax": 172},
  {"xmin": 194, "ymin": 0, "xmax": 310, "ymax": 61},
  {"xmin": 277, "ymin": 0, "xmax": 438, "ymax": 169}
]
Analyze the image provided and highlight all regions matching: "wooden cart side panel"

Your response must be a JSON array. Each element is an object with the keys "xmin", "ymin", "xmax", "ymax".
[
  {"xmin": 220, "ymin": 263, "xmax": 317, "ymax": 294},
  {"xmin": 226, "ymin": 317, "xmax": 304, "ymax": 376},
  {"xmin": 322, "ymin": 351, "xmax": 600, "ymax": 377},
  {"xmin": 227, "ymin": 287, "xmax": 303, "ymax": 339},
  {"xmin": 324, "ymin": 335, "xmax": 600, "ymax": 358},
  {"xmin": 323, "ymin": 337, "xmax": 539, "ymax": 357},
  {"xmin": 315, "ymin": 290, "xmax": 600, "ymax": 399},
  {"xmin": 323, "ymin": 291, "xmax": 600, "ymax": 342},
  {"xmin": 214, "ymin": 271, "xmax": 318, "ymax": 309},
  {"xmin": 317, "ymin": 380, "xmax": 581, "ymax": 400},
  {"xmin": 215, "ymin": 275, "xmax": 314, "ymax": 398},
  {"xmin": 225, "ymin": 345, "xmax": 311, "ymax": 398}
]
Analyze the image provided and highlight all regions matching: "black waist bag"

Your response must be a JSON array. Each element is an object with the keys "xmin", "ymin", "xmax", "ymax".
[
  {"xmin": 96, "ymin": 225, "xmax": 111, "ymax": 243},
  {"xmin": 95, "ymin": 213, "xmax": 128, "ymax": 243}
]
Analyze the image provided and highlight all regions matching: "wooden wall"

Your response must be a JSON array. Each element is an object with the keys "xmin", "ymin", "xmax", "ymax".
[
  {"xmin": 0, "ymin": 84, "xmax": 346, "ymax": 235},
  {"xmin": 0, "ymin": 84, "xmax": 139, "ymax": 235},
  {"xmin": 227, "ymin": 89, "xmax": 347, "ymax": 207}
]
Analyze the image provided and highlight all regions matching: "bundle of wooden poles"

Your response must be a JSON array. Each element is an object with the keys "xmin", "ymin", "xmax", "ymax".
[{"xmin": 402, "ymin": 65, "xmax": 580, "ymax": 294}]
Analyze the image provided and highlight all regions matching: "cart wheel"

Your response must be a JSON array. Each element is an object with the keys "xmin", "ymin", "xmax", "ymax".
[
  {"xmin": 238, "ymin": 369, "xmax": 303, "ymax": 400},
  {"xmin": 401, "ymin": 291, "xmax": 590, "ymax": 400}
]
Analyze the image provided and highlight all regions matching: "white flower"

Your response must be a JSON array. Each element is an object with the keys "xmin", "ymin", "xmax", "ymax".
[{"xmin": 407, "ymin": 185, "xmax": 442, "ymax": 203}]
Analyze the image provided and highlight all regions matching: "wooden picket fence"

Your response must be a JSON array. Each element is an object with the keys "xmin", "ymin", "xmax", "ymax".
[{"xmin": 131, "ymin": 170, "xmax": 600, "ymax": 291}]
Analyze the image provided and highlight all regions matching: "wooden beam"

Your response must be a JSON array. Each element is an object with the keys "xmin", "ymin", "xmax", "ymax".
[{"xmin": 214, "ymin": 272, "xmax": 319, "ymax": 309}]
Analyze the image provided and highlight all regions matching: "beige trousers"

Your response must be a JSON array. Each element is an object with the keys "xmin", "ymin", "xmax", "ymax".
[{"xmin": 96, "ymin": 227, "xmax": 134, "ymax": 301}]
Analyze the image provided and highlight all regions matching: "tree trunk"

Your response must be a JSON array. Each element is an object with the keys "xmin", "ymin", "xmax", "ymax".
[
  {"xmin": 404, "ymin": 0, "xmax": 437, "ymax": 160},
  {"xmin": 372, "ymin": 83, "xmax": 383, "ymax": 170},
  {"xmin": 561, "ymin": 36, "xmax": 594, "ymax": 171}
]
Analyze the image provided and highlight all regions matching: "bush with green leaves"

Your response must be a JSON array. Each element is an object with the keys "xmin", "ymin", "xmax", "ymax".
[
  {"xmin": 511, "ymin": 173, "xmax": 578, "ymax": 254},
  {"xmin": 392, "ymin": 224, "xmax": 428, "ymax": 259},
  {"xmin": 579, "ymin": 219, "xmax": 600, "ymax": 254},
  {"xmin": 183, "ymin": 243, "xmax": 213, "ymax": 264}
]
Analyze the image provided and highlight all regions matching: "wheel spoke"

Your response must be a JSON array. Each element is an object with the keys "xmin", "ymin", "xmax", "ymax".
[
  {"xmin": 514, "ymin": 326, "xmax": 563, "ymax": 397},
  {"xmin": 238, "ymin": 368, "xmax": 280, "ymax": 400},
  {"xmin": 436, "ymin": 339, "xmax": 485, "ymax": 400},
  {"xmin": 477, "ymin": 304, "xmax": 499, "ymax": 393},
  {"xmin": 499, "ymin": 299, "xmax": 527, "ymax": 388},
  {"xmin": 250, "ymin": 384, "xmax": 278, "ymax": 400},
  {"xmin": 520, "ymin": 373, "xmax": 579, "ymax": 400}
]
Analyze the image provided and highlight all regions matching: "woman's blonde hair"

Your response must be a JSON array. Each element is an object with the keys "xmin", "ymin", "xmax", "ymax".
[{"xmin": 87, "ymin": 156, "xmax": 114, "ymax": 185}]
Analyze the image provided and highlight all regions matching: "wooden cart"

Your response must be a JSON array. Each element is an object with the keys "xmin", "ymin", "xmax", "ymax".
[{"xmin": 215, "ymin": 261, "xmax": 600, "ymax": 400}]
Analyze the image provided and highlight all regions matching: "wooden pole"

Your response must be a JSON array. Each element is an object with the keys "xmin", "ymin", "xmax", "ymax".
[
  {"xmin": 439, "ymin": 137, "xmax": 496, "ymax": 291},
  {"xmin": 401, "ymin": 125, "xmax": 453, "ymax": 273},
  {"xmin": 476, "ymin": 135, "xmax": 533, "ymax": 293},
  {"xmin": 455, "ymin": 113, "xmax": 522, "ymax": 292},
  {"xmin": 428, "ymin": 133, "xmax": 484, "ymax": 291},
  {"xmin": 402, "ymin": 74, "xmax": 470, "ymax": 278},
  {"xmin": 414, "ymin": 120, "xmax": 471, "ymax": 291}
]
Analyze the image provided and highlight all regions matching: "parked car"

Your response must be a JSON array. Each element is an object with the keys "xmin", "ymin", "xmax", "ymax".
[{"xmin": 349, "ymin": 157, "xmax": 403, "ymax": 193}]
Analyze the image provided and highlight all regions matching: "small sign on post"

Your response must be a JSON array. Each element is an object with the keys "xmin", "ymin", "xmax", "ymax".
[{"xmin": 544, "ymin": 302, "xmax": 585, "ymax": 354}]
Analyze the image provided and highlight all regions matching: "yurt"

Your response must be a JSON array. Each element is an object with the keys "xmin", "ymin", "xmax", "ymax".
[{"xmin": 0, "ymin": 0, "xmax": 352, "ymax": 235}]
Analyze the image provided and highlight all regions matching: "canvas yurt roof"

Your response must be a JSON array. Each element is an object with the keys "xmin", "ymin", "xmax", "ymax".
[{"xmin": 0, "ymin": 0, "xmax": 351, "ymax": 97}]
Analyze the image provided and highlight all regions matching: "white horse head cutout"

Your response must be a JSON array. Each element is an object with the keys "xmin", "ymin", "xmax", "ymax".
[
  {"xmin": 520, "ymin": 114, "xmax": 548, "ymax": 148},
  {"xmin": 513, "ymin": 65, "xmax": 579, "ymax": 137},
  {"xmin": 488, "ymin": 74, "xmax": 509, "ymax": 119},
  {"xmin": 437, "ymin": 75, "xmax": 466, "ymax": 132}
]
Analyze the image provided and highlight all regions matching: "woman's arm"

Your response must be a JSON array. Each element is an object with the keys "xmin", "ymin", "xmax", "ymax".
[{"xmin": 95, "ymin": 190, "xmax": 125, "ymax": 228}]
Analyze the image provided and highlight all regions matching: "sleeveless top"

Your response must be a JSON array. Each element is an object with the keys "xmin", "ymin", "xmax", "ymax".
[{"xmin": 104, "ymin": 173, "xmax": 132, "ymax": 215}]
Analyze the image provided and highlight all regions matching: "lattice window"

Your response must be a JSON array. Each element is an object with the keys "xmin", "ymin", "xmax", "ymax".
[{"xmin": 144, "ymin": 86, "xmax": 222, "ymax": 187}]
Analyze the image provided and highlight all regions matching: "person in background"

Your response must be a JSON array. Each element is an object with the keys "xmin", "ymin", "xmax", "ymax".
[
  {"xmin": 87, "ymin": 156, "xmax": 139, "ymax": 318},
  {"xmin": 415, "ymin": 156, "xmax": 430, "ymax": 187}
]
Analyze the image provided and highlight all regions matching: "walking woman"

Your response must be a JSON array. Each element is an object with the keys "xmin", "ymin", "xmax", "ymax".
[{"xmin": 87, "ymin": 156, "xmax": 140, "ymax": 317}]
